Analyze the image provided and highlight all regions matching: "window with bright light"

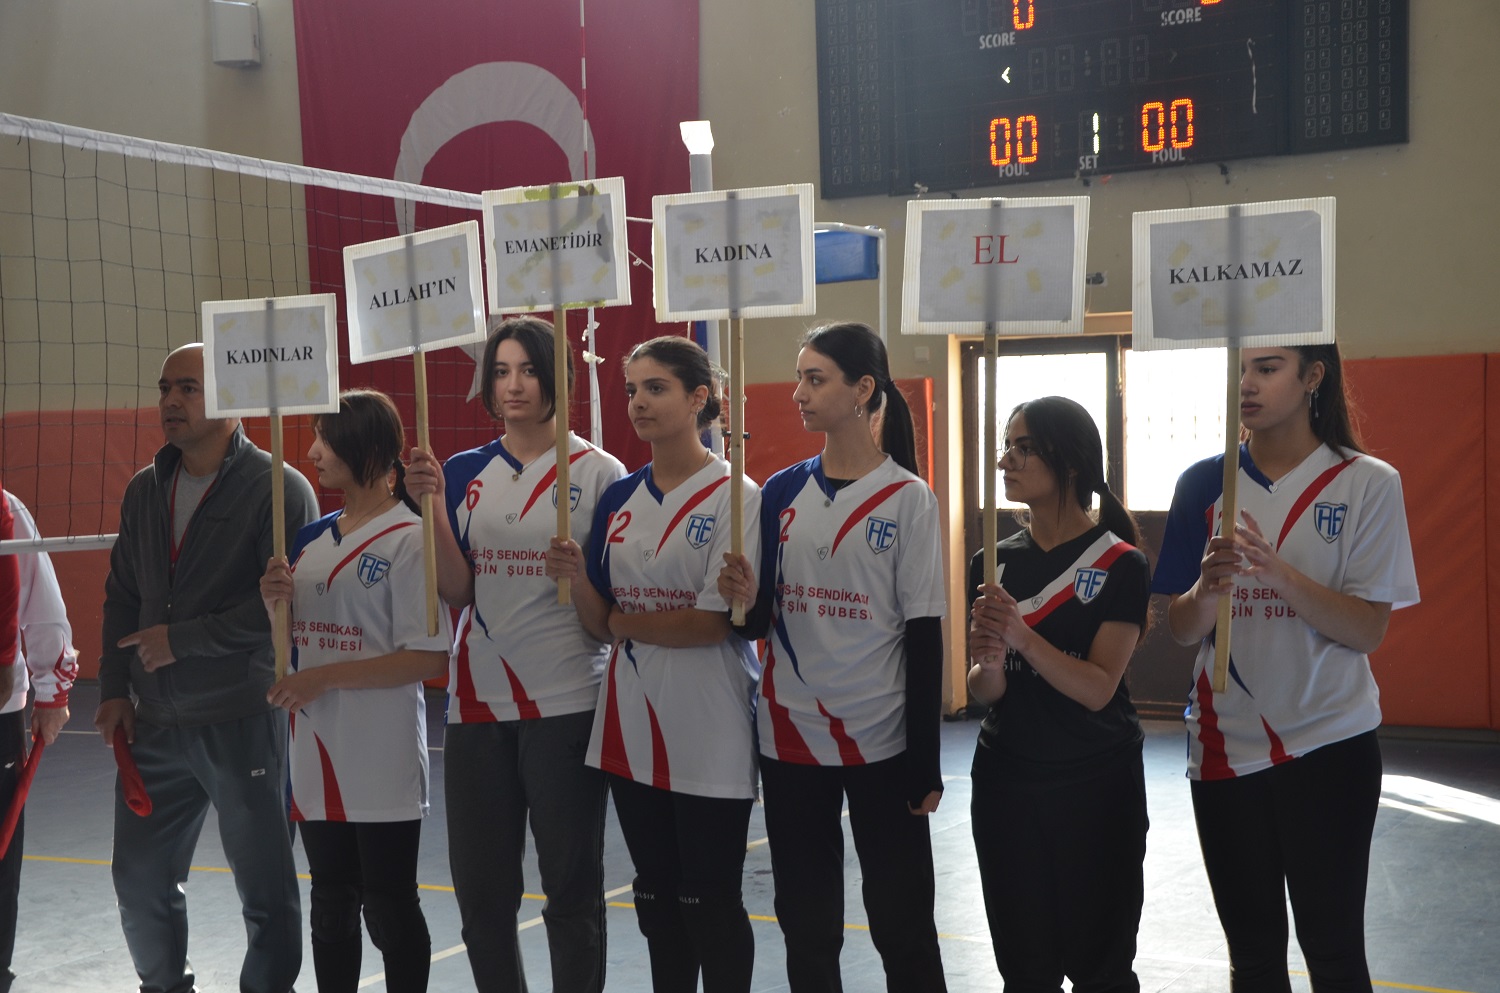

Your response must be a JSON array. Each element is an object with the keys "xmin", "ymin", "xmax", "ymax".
[
  {"xmin": 972, "ymin": 346, "xmax": 1229, "ymax": 513},
  {"xmin": 975, "ymin": 351, "xmax": 1108, "ymax": 509},
  {"xmin": 1124, "ymin": 347, "xmax": 1227, "ymax": 511}
]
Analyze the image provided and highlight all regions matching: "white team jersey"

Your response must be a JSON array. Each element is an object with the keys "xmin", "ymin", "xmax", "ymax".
[
  {"xmin": 755, "ymin": 456, "xmax": 946, "ymax": 766},
  {"xmin": 1154, "ymin": 444, "xmax": 1419, "ymax": 780},
  {"xmin": 584, "ymin": 456, "xmax": 761, "ymax": 799},
  {"xmin": 2, "ymin": 491, "xmax": 78, "ymax": 715},
  {"xmin": 287, "ymin": 504, "xmax": 454, "ymax": 821},
  {"xmin": 443, "ymin": 434, "xmax": 625, "ymax": 723}
]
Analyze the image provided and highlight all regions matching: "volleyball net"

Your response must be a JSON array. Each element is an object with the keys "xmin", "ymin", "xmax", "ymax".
[{"xmin": 0, "ymin": 112, "xmax": 507, "ymax": 553}]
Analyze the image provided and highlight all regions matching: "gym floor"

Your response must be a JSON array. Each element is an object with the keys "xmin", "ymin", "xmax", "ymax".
[{"xmin": 11, "ymin": 682, "xmax": 1500, "ymax": 992}]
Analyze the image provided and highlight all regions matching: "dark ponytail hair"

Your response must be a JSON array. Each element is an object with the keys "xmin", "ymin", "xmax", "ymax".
[
  {"xmin": 311, "ymin": 389, "xmax": 419, "ymax": 515},
  {"xmin": 1007, "ymin": 396, "xmax": 1141, "ymax": 549},
  {"xmin": 800, "ymin": 322, "xmax": 919, "ymax": 476},
  {"xmin": 480, "ymin": 315, "xmax": 575, "ymax": 423},
  {"xmin": 627, "ymin": 334, "xmax": 721, "ymax": 430},
  {"xmin": 1293, "ymin": 343, "xmax": 1365, "ymax": 456}
]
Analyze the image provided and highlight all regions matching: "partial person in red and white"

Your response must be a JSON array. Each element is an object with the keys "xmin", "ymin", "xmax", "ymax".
[
  {"xmin": 716, "ymin": 322, "xmax": 947, "ymax": 993},
  {"xmin": 548, "ymin": 334, "xmax": 761, "ymax": 993},
  {"xmin": 1, "ymin": 483, "xmax": 79, "ymax": 993},
  {"xmin": 1153, "ymin": 344, "xmax": 1419, "ymax": 992},
  {"xmin": 406, "ymin": 316, "xmax": 625, "ymax": 993},
  {"xmin": 261, "ymin": 389, "xmax": 451, "ymax": 993}
]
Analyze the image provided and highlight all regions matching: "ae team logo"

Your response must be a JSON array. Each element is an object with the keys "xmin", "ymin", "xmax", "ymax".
[
  {"xmin": 1314, "ymin": 502, "xmax": 1348, "ymax": 543},
  {"xmin": 1073, "ymin": 567, "xmax": 1107, "ymax": 603},
  {"xmin": 865, "ymin": 517, "xmax": 897, "ymax": 554},
  {"xmin": 685, "ymin": 513, "xmax": 716, "ymax": 549},
  {"xmin": 357, "ymin": 552, "xmax": 392, "ymax": 588},
  {"xmin": 551, "ymin": 483, "xmax": 583, "ymax": 511}
]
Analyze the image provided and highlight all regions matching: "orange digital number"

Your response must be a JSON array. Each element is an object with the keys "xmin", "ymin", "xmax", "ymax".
[
  {"xmin": 1169, "ymin": 98, "xmax": 1195, "ymax": 148},
  {"xmin": 1141, "ymin": 99, "xmax": 1195, "ymax": 152},
  {"xmin": 1013, "ymin": 0, "xmax": 1036, "ymax": 30},
  {"xmin": 989, "ymin": 115, "xmax": 1040, "ymax": 166}
]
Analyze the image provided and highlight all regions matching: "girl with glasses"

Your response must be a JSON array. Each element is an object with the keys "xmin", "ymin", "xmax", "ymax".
[{"xmin": 966, "ymin": 395, "xmax": 1152, "ymax": 992}]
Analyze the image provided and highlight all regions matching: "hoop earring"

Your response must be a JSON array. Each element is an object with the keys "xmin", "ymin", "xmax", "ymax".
[{"xmin": 855, "ymin": 403, "xmax": 863, "ymax": 418}]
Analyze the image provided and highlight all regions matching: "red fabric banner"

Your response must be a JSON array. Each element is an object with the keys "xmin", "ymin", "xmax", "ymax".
[{"xmin": 291, "ymin": 0, "xmax": 699, "ymax": 483}]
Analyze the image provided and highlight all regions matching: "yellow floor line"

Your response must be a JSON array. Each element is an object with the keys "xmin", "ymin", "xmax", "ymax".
[{"xmin": 23, "ymin": 855, "xmax": 1483, "ymax": 993}]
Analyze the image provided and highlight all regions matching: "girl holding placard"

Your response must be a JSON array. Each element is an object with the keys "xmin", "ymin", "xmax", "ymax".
[
  {"xmin": 405, "ymin": 316, "xmax": 625, "ymax": 993},
  {"xmin": 259, "ymin": 389, "xmax": 452, "ymax": 993},
  {"xmin": 965, "ymin": 396, "xmax": 1151, "ymax": 991},
  {"xmin": 716, "ymin": 322, "xmax": 948, "ymax": 993},
  {"xmin": 547, "ymin": 335, "xmax": 761, "ymax": 993},
  {"xmin": 1153, "ymin": 345, "xmax": 1418, "ymax": 990}
]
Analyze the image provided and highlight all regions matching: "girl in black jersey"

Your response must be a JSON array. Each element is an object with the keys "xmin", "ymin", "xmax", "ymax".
[{"xmin": 967, "ymin": 396, "xmax": 1151, "ymax": 993}]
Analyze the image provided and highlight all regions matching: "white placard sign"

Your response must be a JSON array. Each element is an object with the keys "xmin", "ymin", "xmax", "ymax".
[
  {"xmin": 900, "ymin": 196, "xmax": 1089, "ymax": 336},
  {"xmin": 343, "ymin": 221, "xmax": 486, "ymax": 364},
  {"xmin": 202, "ymin": 294, "xmax": 340, "ymax": 418},
  {"xmin": 652, "ymin": 184, "xmax": 816, "ymax": 322},
  {"xmin": 482, "ymin": 177, "xmax": 631, "ymax": 312},
  {"xmin": 1132, "ymin": 198, "xmax": 1336, "ymax": 351}
]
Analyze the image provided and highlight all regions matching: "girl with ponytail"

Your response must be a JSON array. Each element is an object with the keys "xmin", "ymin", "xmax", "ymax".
[
  {"xmin": 966, "ymin": 395, "xmax": 1151, "ymax": 991},
  {"xmin": 718, "ymin": 321, "xmax": 949, "ymax": 992},
  {"xmin": 259, "ymin": 388, "xmax": 453, "ymax": 991}
]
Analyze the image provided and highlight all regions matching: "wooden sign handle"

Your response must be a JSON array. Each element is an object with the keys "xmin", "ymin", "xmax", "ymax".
[
  {"xmin": 414, "ymin": 353, "xmax": 440, "ymax": 637},
  {"xmin": 555, "ymin": 307, "xmax": 572, "ymax": 605},
  {"xmin": 270, "ymin": 414, "xmax": 290, "ymax": 680},
  {"xmin": 1213, "ymin": 346, "xmax": 1242, "ymax": 694},
  {"xmin": 982, "ymin": 329, "xmax": 999, "ymax": 588},
  {"xmin": 730, "ymin": 318, "xmax": 747, "ymax": 625}
]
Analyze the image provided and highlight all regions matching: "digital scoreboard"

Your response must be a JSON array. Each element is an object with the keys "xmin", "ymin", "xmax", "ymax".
[{"xmin": 816, "ymin": 0, "xmax": 1409, "ymax": 197}]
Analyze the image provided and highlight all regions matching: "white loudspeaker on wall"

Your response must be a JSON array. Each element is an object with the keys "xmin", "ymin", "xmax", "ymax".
[{"xmin": 211, "ymin": 0, "xmax": 261, "ymax": 68}]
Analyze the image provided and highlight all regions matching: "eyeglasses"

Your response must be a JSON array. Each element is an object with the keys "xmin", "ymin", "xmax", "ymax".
[{"xmin": 998, "ymin": 443, "xmax": 1038, "ymax": 469}]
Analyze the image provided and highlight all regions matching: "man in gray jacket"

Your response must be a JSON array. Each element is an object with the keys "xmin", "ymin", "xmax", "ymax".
[{"xmin": 96, "ymin": 342, "xmax": 318, "ymax": 993}]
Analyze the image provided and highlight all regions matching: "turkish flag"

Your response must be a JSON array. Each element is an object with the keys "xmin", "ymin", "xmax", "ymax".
[{"xmin": 291, "ymin": 0, "xmax": 698, "ymax": 481}]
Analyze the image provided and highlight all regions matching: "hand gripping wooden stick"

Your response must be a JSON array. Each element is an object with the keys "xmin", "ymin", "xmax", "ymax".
[
  {"xmin": 729, "ymin": 318, "xmax": 747, "ymax": 625},
  {"xmin": 555, "ymin": 307, "xmax": 573, "ymax": 605},
  {"xmin": 270, "ymin": 414, "xmax": 290, "ymax": 679},
  {"xmin": 1212, "ymin": 346, "xmax": 1242, "ymax": 694},
  {"xmin": 414, "ymin": 352, "xmax": 441, "ymax": 636}
]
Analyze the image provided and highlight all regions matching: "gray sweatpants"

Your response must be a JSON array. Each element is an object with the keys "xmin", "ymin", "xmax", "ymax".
[
  {"xmin": 445, "ymin": 710, "xmax": 608, "ymax": 993},
  {"xmin": 111, "ymin": 709, "xmax": 302, "ymax": 993}
]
